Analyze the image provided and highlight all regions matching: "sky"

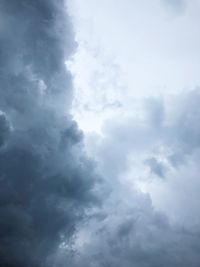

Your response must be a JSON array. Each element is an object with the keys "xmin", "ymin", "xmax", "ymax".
[
  {"xmin": 0, "ymin": 0, "xmax": 200, "ymax": 267},
  {"xmin": 67, "ymin": 0, "xmax": 200, "ymax": 226}
]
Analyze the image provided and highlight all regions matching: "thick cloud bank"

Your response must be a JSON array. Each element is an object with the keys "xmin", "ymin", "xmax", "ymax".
[
  {"xmin": 0, "ymin": 1, "xmax": 97, "ymax": 267},
  {"xmin": 1, "ymin": 1, "xmax": 200, "ymax": 267}
]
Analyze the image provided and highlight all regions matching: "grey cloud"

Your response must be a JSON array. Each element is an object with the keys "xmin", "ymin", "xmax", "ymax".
[
  {"xmin": 0, "ymin": 113, "xmax": 10, "ymax": 147},
  {"xmin": 157, "ymin": 88, "xmax": 200, "ymax": 167},
  {"xmin": 144, "ymin": 157, "xmax": 166, "ymax": 178},
  {"xmin": 1, "ymin": 1, "xmax": 200, "ymax": 267},
  {"xmin": 70, "ymin": 187, "xmax": 200, "ymax": 267},
  {"xmin": 91, "ymin": 89, "xmax": 200, "ymax": 179},
  {"xmin": 0, "ymin": 1, "xmax": 98, "ymax": 267},
  {"xmin": 144, "ymin": 97, "xmax": 165, "ymax": 129},
  {"xmin": 168, "ymin": 89, "xmax": 200, "ymax": 153},
  {"xmin": 163, "ymin": 0, "xmax": 186, "ymax": 14},
  {"xmin": 78, "ymin": 88, "xmax": 200, "ymax": 266}
]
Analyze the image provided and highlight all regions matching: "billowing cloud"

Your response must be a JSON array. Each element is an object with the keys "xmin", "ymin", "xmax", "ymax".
[
  {"xmin": 71, "ymin": 195, "xmax": 200, "ymax": 267},
  {"xmin": 1, "ymin": 1, "xmax": 200, "ymax": 267},
  {"xmin": 0, "ymin": 1, "xmax": 98, "ymax": 267},
  {"xmin": 69, "ymin": 88, "xmax": 200, "ymax": 267}
]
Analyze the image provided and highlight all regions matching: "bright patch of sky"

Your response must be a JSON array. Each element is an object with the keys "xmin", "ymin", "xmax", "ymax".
[
  {"xmin": 67, "ymin": 0, "xmax": 200, "ymax": 227},
  {"xmin": 67, "ymin": 0, "xmax": 200, "ymax": 132}
]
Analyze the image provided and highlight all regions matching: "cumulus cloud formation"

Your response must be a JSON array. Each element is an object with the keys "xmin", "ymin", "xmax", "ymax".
[
  {"xmin": 0, "ymin": 1, "xmax": 98, "ymax": 267},
  {"xmin": 71, "ymin": 197, "xmax": 200, "ymax": 267},
  {"xmin": 1, "ymin": 1, "xmax": 200, "ymax": 267},
  {"xmin": 70, "ymin": 88, "xmax": 200, "ymax": 267},
  {"xmin": 71, "ymin": 87, "xmax": 200, "ymax": 265}
]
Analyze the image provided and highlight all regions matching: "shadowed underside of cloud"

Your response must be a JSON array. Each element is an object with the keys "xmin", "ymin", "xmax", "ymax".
[{"xmin": 0, "ymin": 1, "xmax": 99, "ymax": 267}]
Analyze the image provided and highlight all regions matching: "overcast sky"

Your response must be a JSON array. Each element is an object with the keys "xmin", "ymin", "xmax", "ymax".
[
  {"xmin": 1, "ymin": 1, "xmax": 200, "ymax": 267},
  {"xmin": 67, "ymin": 0, "xmax": 200, "ymax": 265},
  {"xmin": 67, "ymin": 0, "xmax": 200, "ymax": 226}
]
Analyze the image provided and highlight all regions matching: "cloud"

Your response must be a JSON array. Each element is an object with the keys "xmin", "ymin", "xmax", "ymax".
[
  {"xmin": 0, "ymin": 1, "xmax": 98, "ymax": 267},
  {"xmin": 78, "ymin": 88, "xmax": 200, "ymax": 266},
  {"xmin": 0, "ymin": 113, "xmax": 10, "ymax": 147},
  {"xmin": 1, "ymin": 1, "xmax": 200, "ymax": 267},
  {"xmin": 88, "ymin": 88, "xmax": 200, "ymax": 178},
  {"xmin": 144, "ymin": 157, "xmax": 166, "ymax": 178},
  {"xmin": 163, "ymin": 0, "xmax": 187, "ymax": 14},
  {"xmin": 68, "ymin": 184, "xmax": 200, "ymax": 267}
]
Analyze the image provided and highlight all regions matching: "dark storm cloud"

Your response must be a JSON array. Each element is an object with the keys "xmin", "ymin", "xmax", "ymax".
[
  {"xmin": 1, "ymin": 1, "xmax": 200, "ymax": 267},
  {"xmin": 0, "ymin": 113, "xmax": 10, "ymax": 147},
  {"xmin": 0, "ymin": 1, "xmax": 98, "ymax": 267}
]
